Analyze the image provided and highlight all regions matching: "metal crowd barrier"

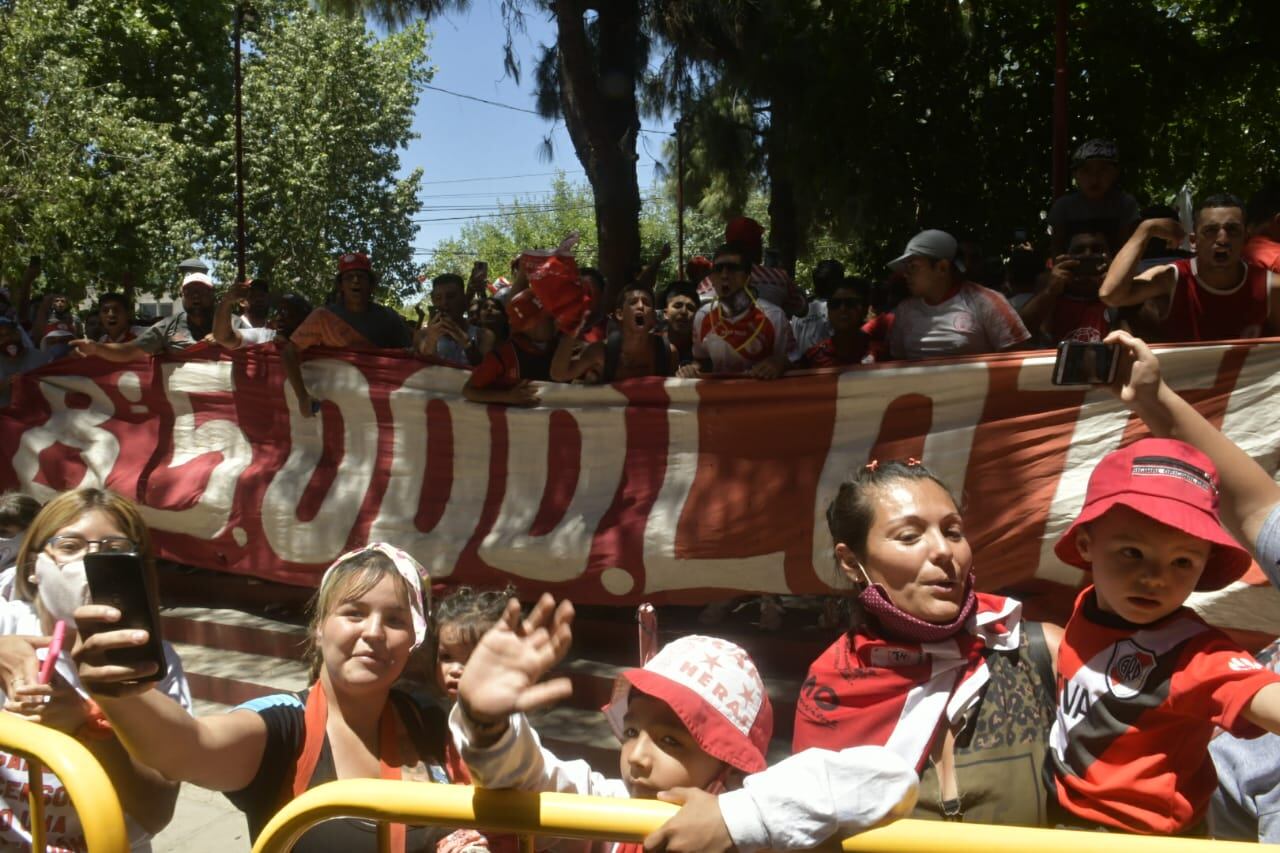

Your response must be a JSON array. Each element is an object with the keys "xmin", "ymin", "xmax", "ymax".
[
  {"xmin": 251, "ymin": 778, "xmax": 1262, "ymax": 853},
  {"xmin": 0, "ymin": 712, "xmax": 129, "ymax": 853}
]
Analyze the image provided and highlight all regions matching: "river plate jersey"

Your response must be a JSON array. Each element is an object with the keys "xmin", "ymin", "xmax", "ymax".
[{"xmin": 1050, "ymin": 588, "xmax": 1280, "ymax": 834}]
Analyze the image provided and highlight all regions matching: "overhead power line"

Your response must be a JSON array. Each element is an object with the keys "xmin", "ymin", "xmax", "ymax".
[
  {"xmin": 424, "ymin": 84, "xmax": 670, "ymax": 136},
  {"xmin": 412, "ymin": 194, "xmax": 662, "ymax": 224},
  {"xmin": 418, "ymin": 162, "xmax": 659, "ymax": 187}
]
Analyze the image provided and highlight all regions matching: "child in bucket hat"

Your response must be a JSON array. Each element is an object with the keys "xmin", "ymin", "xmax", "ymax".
[
  {"xmin": 450, "ymin": 594, "xmax": 771, "ymax": 849},
  {"xmin": 452, "ymin": 596, "xmax": 915, "ymax": 852},
  {"xmin": 1047, "ymin": 436, "xmax": 1280, "ymax": 835}
]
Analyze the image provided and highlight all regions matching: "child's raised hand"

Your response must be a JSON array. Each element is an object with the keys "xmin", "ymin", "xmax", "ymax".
[
  {"xmin": 644, "ymin": 788, "xmax": 736, "ymax": 852},
  {"xmin": 457, "ymin": 594, "xmax": 574, "ymax": 726},
  {"xmin": 1105, "ymin": 330, "xmax": 1162, "ymax": 409}
]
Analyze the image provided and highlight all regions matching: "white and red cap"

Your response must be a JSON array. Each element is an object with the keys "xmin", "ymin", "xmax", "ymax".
[
  {"xmin": 320, "ymin": 542, "xmax": 431, "ymax": 649},
  {"xmin": 604, "ymin": 634, "xmax": 773, "ymax": 774}
]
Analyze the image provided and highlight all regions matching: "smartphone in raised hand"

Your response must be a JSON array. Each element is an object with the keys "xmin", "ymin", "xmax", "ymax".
[
  {"xmin": 83, "ymin": 552, "xmax": 168, "ymax": 683},
  {"xmin": 1052, "ymin": 341, "xmax": 1120, "ymax": 386}
]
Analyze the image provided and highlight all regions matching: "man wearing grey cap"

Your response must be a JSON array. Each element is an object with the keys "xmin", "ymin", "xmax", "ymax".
[{"xmin": 887, "ymin": 229, "xmax": 1030, "ymax": 360}]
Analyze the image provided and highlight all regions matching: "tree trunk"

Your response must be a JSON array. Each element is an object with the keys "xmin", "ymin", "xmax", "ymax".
[{"xmin": 554, "ymin": 0, "xmax": 643, "ymax": 309}]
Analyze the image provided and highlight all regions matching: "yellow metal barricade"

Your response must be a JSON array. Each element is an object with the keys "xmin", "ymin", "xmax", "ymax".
[
  {"xmin": 0, "ymin": 712, "xmax": 129, "ymax": 853},
  {"xmin": 252, "ymin": 778, "xmax": 1262, "ymax": 853}
]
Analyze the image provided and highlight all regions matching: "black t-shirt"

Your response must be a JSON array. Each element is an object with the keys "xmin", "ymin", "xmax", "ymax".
[{"xmin": 225, "ymin": 689, "xmax": 452, "ymax": 853}]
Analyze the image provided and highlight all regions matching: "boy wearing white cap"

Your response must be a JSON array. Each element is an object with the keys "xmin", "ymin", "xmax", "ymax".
[{"xmin": 454, "ymin": 598, "xmax": 915, "ymax": 852}]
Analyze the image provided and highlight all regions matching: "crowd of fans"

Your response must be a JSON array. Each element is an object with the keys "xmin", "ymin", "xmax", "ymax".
[
  {"xmin": 3, "ymin": 141, "xmax": 1277, "ymax": 416},
  {"xmin": 1, "ymin": 142, "xmax": 1280, "ymax": 851}
]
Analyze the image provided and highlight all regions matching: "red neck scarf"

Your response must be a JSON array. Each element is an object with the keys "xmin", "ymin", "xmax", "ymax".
[
  {"xmin": 292, "ymin": 681, "xmax": 407, "ymax": 853},
  {"xmin": 793, "ymin": 593, "xmax": 1021, "ymax": 772}
]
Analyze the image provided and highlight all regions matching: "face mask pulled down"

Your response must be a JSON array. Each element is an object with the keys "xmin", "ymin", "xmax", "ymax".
[
  {"xmin": 857, "ymin": 571, "xmax": 978, "ymax": 643},
  {"xmin": 34, "ymin": 553, "xmax": 90, "ymax": 624}
]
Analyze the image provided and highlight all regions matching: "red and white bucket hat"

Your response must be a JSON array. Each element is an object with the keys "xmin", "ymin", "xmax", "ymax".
[
  {"xmin": 604, "ymin": 634, "xmax": 773, "ymax": 774},
  {"xmin": 1054, "ymin": 437, "xmax": 1253, "ymax": 591}
]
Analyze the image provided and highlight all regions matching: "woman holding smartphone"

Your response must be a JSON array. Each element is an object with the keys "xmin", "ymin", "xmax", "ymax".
[
  {"xmin": 73, "ymin": 543, "xmax": 460, "ymax": 852},
  {"xmin": 0, "ymin": 487, "xmax": 189, "ymax": 851}
]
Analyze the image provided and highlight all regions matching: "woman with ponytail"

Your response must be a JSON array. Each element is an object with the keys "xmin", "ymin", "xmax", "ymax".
[
  {"xmin": 792, "ymin": 459, "xmax": 1062, "ymax": 825},
  {"xmin": 645, "ymin": 460, "xmax": 1064, "ymax": 852}
]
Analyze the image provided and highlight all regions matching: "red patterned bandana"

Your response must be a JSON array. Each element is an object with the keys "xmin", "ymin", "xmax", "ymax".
[{"xmin": 793, "ymin": 592, "xmax": 1021, "ymax": 772}]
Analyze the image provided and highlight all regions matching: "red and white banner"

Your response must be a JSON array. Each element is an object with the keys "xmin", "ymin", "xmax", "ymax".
[{"xmin": 3, "ymin": 341, "xmax": 1280, "ymax": 630}]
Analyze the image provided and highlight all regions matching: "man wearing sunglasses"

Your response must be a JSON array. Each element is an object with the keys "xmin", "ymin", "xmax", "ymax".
[{"xmin": 679, "ymin": 243, "xmax": 796, "ymax": 380}]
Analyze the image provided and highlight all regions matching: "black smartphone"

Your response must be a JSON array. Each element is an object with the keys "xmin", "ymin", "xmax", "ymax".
[
  {"xmin": 1072, "ymin": 255, "xmax": 1106, "ymax": 276},
  {"xmin": 1052, "ymin": 341, "xmax": 1120, "ymax": 386},
  {"xmin": 83, "ymin": 552, "xmax": 167, "ymax": 683},
  {"xmin": 1013, "ymin": 228, "xmax": 1029, "ymax": 243}
]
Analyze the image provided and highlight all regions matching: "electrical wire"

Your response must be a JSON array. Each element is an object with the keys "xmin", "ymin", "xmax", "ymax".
[{"xmin": 424, "ymin": 84, "xmax": 670, "ymax": 135}]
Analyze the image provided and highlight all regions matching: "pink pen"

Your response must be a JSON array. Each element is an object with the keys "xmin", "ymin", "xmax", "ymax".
[{"xmin": 37, "ymin": 620, "xmax": 66, "ymax": 686}]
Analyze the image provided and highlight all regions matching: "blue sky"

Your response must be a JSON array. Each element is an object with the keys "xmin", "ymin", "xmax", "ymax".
[{"xmin": 396, "ymin": 6, "xmax": 674, "ymax": 266}]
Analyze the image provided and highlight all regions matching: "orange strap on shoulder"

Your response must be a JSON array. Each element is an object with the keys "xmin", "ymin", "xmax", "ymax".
[{"xmin": 292, "ymin": 682, "xmax": 406, "ymax": 853}]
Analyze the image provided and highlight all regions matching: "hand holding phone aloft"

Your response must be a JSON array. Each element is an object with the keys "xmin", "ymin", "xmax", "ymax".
[{"xmin": 1052, "ymin": 340, "xmax": 1121, "ymax": 386}]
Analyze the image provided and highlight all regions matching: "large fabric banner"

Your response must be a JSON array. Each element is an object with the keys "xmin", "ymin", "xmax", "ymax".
[{"xmin": 3, "ymin": 340, "xmax": 1280, "ymax": 629}]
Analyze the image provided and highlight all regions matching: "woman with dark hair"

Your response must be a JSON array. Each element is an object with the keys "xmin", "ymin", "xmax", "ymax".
[
  {"xmin": 793, "ymin": 459, "xmax": 1060, "ymax": 827},
  {"xmin": 646, "ymin": 460, "xmax": 1064, "ymax": 851},
  {"xmin": 470, "ymin": 295, "xmax": 510, "ymax": 346},
  {"xmin": 801, "ymin": 279, "xmax": 874, "ymax": 367}
]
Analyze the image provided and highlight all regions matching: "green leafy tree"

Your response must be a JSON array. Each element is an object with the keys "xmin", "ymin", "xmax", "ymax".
[
  {"xmin": 0, "ymin": 0, "xmax": 218, "ymax": 298},
  {"xmin": 421, "ymin": 171, "xmax": 763, "ymax": 302},
  {"xmin": 1, "ymin": 0, "xmax": 431, "ymax": 308},
  {"xmin": 332, "ymin": 0, "xmax": 670, "ymax": 313},
  {"xmin": 210, "ymin": 0, "xmax": 432, "ymax": 305},
  {"xmin": 658, "ymin": 0, "xmax": 1280, "ymax": 276}
]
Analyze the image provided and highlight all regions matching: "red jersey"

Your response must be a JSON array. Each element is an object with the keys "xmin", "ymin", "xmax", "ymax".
[
  {"xmin": 1048, "ymin": 296, "xmax": 1111, "ymax": 343},
  {"xmin": 468, "ymin": 337, "xmax": 553, "ymax": 390},
  {"xmin": 1244, "ymin": 235, "xmax": 1280, "ymax": 274},
  {"xmin": 861, "ymin": 313, "xmax": 894, "ymax": 361},
  {"xmin": 802, "ymin": 334, "xmax": 871, "ymax": 367},
  {"xmin": 1050, "ymin": 588, "xmax": 1280, "ymax": 834},
  {"xmin": 1159, "ymin": 258, "xmax": 1273, "ymax": 342},
  {"xmin": 40, "ymin": 316, "xmax": 79, "ymax": 339}
]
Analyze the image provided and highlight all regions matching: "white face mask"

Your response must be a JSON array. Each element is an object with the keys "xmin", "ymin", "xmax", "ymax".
[
  {"xmin": 0, "ymin": 533, "xmax": 22, "ymax": 570},
  {"xmin": 33, "ymin": 553, "xmax": 90, "ymax": 624}
]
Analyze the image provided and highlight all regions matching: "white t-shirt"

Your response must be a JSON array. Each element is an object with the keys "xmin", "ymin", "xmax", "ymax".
[
  {"xmin": 237, "ymin": 326, "xmax": 277, "ymax": 347},
  {"xmin": 889, "ymin": 281, "xmax": 1030, "ymax": 360},
  {"xmin": 0, "ymin": 599, "xmax": 192, "ymax": 852},
  {"xmin": 791, "ymin": 299, "xmax": 831, "ymax": 356},
  {"xmin": 692, "ymin": 297, "xmax": 798, "ymax": 374}
]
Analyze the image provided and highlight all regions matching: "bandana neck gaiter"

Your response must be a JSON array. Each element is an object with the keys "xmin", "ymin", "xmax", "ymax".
[{"xmin": 857, "ymin": 572, "xmax": 978, "ymax": 643}]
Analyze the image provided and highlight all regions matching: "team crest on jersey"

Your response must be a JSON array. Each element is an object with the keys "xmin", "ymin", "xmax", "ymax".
[{"xmin": 1106, "ymin": 640, "xmax": 1157, "ymax": 699}]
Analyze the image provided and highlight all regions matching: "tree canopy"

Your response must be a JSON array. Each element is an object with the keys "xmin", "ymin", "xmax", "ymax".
[{"xmin": 0, "ymin": 0, "xmax": 431, "ymax": 305}]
